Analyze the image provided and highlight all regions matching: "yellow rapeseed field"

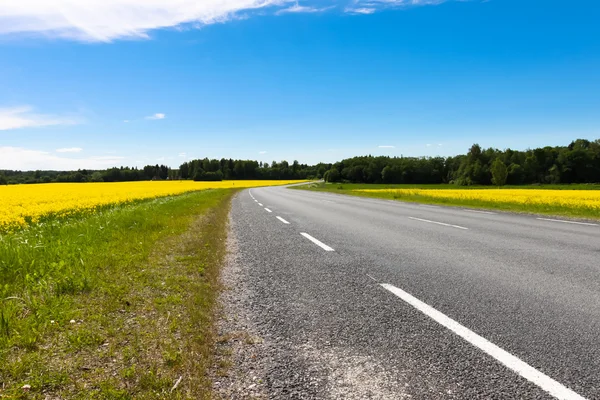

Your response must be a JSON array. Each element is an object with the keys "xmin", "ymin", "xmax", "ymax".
[
  {"xmin": 354, "ymin": 188, "xmax": 600, "ymax": 215},
  {"xmin": 0, "ymin": 180, "xmax": 306, "ymax": 231}
]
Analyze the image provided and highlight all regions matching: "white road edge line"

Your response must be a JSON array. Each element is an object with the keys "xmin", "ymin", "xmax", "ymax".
[
  {"xmin": 276, "ymin": 216, "xmax": 290, "ymax": 224},
  {"xmin": 419, "ymin": 204, "xmax": 440, "ymax": 209},
  {"xmin": 300, "ymin": 233, "xmax": 334, "ymax": 252},
  {"xmin": 258, "ymin": 203, "xmax": 263, "ymax": 206},
  {"xmin": 464, "ymin": 209, "xmax": 497, "ymax": 215},
  {"xmin": 264, "ymin": 208, "xmax": 272, "ymax": 213},
  {"xmin": 408, "ymin": 217, "xmax": 469, "ymax": 230},
  {"xmin": 536, "ymin": 218, "xmax": 598, "ymax": 227},
  {"xmin": 380, "ymin": 283, "xmax": 586, "ymax": 400}
]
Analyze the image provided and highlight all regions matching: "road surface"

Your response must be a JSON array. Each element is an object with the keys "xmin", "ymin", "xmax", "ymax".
[{"xmin": 224, "ymin": 185, "xmax": 600, "ymax": 399}]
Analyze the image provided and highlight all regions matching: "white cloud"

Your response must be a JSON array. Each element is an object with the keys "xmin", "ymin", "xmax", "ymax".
[
  {"xmin": 157, "ymin": 156, "xmax": 165, "ymax": 161},
  {"xmin": 56, "ymin": 147, "xmax": 83, "ymax": 153},
  {"xmin": 0, "ymin": 146, "xmax": 125, "ymax": 170},
  {"xmin": 0, "ymin": 106, "xmax": 79, "ymax": 131},
  {"xmin": 276, "ymin": 4, "xmax": 334, "ymax": 14},
  {"xmin": 146, "ymin": 113, "xmax": 166, "ymax": 120},
  {"xmin": 0, "ymin": 0, "xmax": 294, "ymax": 42},
  {"xmin": 426, "ymin": 143, "xmax": 432, "ymax": 147},
  {"xmin": 345, "ymin": 7, "xmax": 375, "ymax": 14},
  {"xmin": 259, "ymin": 150, "xmax": 267, "ymax": 154},
  {"xmin": 0, "ymin": 1, "xmax": 452, "ymax": 42},
  {"xmin": 378, "ymin": 145, "xmax": 395, "ymax": 148},
  {"xmin": 346, "ymin": 0, "xmax": 448, "ymax": 14},
  {"xmin": 123, "ymin": 120, "xmax": 129, "ymax": 123},
  {"xmin": 178, "ymin": 152, "xmax": 186, "ymax": 157}
]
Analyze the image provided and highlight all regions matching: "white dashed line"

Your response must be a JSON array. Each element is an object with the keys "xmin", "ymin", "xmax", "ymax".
[
  {"xmin": 300, "ymin": 233, "xmax": 334, "ymax": 252},
  {"xmin": 258, "ymin": 203, "xmax": 263, "ymax": 206},
  {"xmin": 464, "ymin": 209, "xmax": 497, "ymax": 215},
  {"xmin": 380, "ymin": 283, "xmax": 586, "ymax": 400},
  {"xmin": 276, "ymin": 216, "xmax": 290, "ymax": 224},
  {"xmin": 408, "ymin": 217, "xmax": 469, "ymax": 230},
  {"xmin": 536, "ymin": 218, "xmax": 598, "ymax": 227},
  {"xmin": 264, "ymin": 208, "xmax": 272, "ymax": 213}
]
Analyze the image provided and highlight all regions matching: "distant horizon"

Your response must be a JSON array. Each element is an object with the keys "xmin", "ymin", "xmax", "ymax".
[
  {"xmin": 2, "ymin": 136, "xmax": 599, "ymax": 173},
  {"xmin": 2, "ymin": 0, "xmax": 599, "ymax": 171}
]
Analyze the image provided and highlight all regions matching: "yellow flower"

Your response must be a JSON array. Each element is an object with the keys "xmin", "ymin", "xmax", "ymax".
[
  {"xmin": 354, "ymin": 188, "xmax": 600, "ymax": 213},
  {"xmin": 0, "ymin": 180, "xmax": 306, "ymax": 231}
]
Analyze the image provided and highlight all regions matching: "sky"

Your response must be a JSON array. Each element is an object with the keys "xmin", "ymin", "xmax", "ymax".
[{"xmin": 1, "ymin": 0, "xmax": 599, "ymax": 171}]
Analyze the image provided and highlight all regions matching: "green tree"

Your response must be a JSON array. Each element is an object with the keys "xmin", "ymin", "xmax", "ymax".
[
  {"xmin": 491, "ymin": 158, "xmax": 508, "ymax": 186},
  {"xmin": 325, "ymin": 168, "xmax": 341, "ymax": 183},
  {"xmin": 90, "ymin": 172, "xmax": 104, "ymax": 182}
]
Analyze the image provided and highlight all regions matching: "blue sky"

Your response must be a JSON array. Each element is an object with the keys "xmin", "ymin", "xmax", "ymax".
[{"xmin": 1, "ymin": 0, "xmax": 599, "ymax": 170}]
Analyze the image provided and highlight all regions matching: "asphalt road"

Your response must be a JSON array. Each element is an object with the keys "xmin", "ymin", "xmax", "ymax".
[{"xmin": 227, "ymin": 185, "xmax": 600, "ymax": 399}]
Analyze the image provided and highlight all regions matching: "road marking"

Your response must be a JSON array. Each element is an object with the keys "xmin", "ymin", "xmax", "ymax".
[
  {"xmin": 380, "ymin": 283, "xmax": 586, "ymax": 400},
  {"xmin": 537, "ymin": 218, "xmax": 598, "ymax": 227},
  {"xmin": 264, "ymin": 208, "xmax": 272, "ymax": 213},
  {"xmin": 300, "ymin": 233, "xmax": 334, "ymax": 252},
  {"xmin": 408, "ymin": 217, "xmax": 469, "ymax": 230},
  {"xmin": 258, "ymin": 203, "xmax": 263, "ymax": 206},
  {"xmin": 276, "ymin": 216, "xmax": 290, "ymax": 224},
  {"xmin": 419, "ymin": 204, "xmax": 440, "ymax": 209},
  {"xmin": 464, "ymin": 209, "xmax": 497, "ymax": 215},
  {"xmin": 254, "ymin": 200, "xmax": 258, "ymax": 202},
  {"xmin": 321, "ymin": 200, "xmax": 335, "ymax": 203}
]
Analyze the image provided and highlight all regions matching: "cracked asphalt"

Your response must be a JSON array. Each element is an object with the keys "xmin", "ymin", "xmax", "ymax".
[{"xmin": 221, "ymin": 185, "xmax": 600, "ymax": 399}]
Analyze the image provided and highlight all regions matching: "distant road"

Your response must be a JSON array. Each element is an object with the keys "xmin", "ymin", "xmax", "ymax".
[{"xmin": 229, "ymin": 185, "xmax": 600, "ymax": 399}]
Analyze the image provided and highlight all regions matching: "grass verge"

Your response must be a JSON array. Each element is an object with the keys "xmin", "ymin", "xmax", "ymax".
[
  {"xmin": 294, "ymin": 182, "xmax": 600, "ymax": 220},
  {"xmin": 1, "ymin": 189, "xmax": 234, "ymax": 399}
]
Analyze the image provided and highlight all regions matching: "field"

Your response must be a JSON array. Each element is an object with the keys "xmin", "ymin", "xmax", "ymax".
[
  {"xmin": 0, "ymin": 180, "xmax": 304, "ymax": 232},
  {"xmin": 296, "ymin": 183, "xmax": 600, "ymax": 220},
  {"xmin": 0, "ymin": 180, "xmax": 305, "ymax": 398}
]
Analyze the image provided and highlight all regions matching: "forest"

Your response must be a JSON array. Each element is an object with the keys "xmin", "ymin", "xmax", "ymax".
[
  {"xmin": 325, "ymin": 139, "xmax": 600, "ymax": 186},
  {"xmin": 1, "ymin": 138, "xmax": 599, "ymax": 186}
]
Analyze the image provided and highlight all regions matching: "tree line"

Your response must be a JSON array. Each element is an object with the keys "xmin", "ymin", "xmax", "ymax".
[
  {"xmin": 1, "ymin": 139, "xmax": 599, "ymax": 186},
  {"xmin": 324, "ymin": 139, "xmax": 600, "ymax": 186},
  {"xmin": 178, "ymin": 158, "xmax": 330, "ymax": 181},
  {"xmin": 0, "ymin": 165, "xmax": 174, "ymax": 185}
]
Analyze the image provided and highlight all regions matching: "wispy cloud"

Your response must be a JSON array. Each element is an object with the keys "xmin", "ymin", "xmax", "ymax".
[
  {"xmin": 346, "ymin": 0, "xmax": 449, "ymax": 14},
  {"xmin": 0, "ymin": 146, "xmax": 124, "ymax": 170},
  {"xmin": 146, "ymin": 113, "xmax": 166, "ymax": 120},
  {"xmin": 0, "ymin": 106, "xmax": 79, "ymax": 131},
  {"xmin": 0, "ymin": 1, "xmax": 452, "ymax": 42},
  {"xmin": 276, "ymin": 4, "xmax": 334, "ymax": 14},
  {"xmin": 123, "ymin": 120, "xmax": 129, "ymax": 123},
  {"xmin": 56, "ymin": 147, "xmax": 83, "ymax": 153},
  {"xmin": 259, "ymin": 151, "xmax": 268, "ymax": 154},
  {"xmin": 0, "ymin": 1, "xmax": 295, "ymax": 42},
  {"xmin": 378, "ymin": 145, "xmax": 395, "ymax": 148},
  {"xmin": 345, "ymin": 7, "xmax": 375, "ymax": 14},
  {"xmin": 178, "ymin": 152, "xmax": 187, "ymax": 157}
]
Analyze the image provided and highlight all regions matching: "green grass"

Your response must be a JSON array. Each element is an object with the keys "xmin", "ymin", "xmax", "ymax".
[
  {"xmin": 294, "ymin": 182, "xmax": 600, "ymax": 220},
  {"xmin": 0, "ymin": 189, "xmax": 235, "ymax": 398},
  {"xmin": 295, "ymin": 182, "xmax": 600, "ymax": 191}
]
